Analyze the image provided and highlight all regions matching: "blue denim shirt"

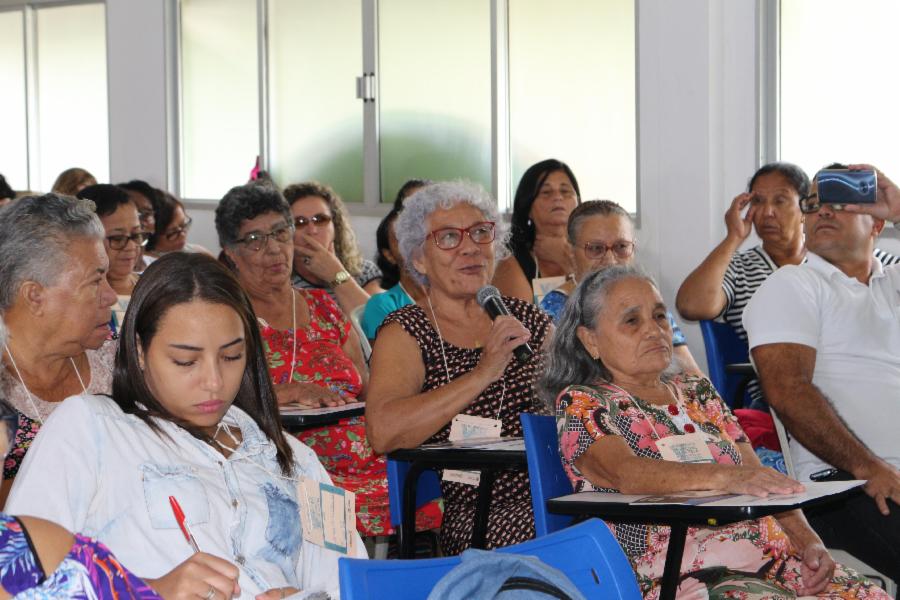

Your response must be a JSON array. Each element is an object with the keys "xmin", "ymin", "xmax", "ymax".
[{"xmin": 7, "ymin": 394, "xmax": 365, "ymax": 599}]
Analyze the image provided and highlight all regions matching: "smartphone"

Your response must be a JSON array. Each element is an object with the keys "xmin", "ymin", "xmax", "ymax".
[
  {"xmin": 809, "ymin": 467, "xmax": 854, "ymax": 482},
  {"xmin": 815, "ymin": 169, "xmax": 876, "ymax": 205}
]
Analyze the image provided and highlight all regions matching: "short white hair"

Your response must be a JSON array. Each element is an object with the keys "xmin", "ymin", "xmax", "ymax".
[{"xmin": 394, "ymin": 181, "xmax": 509, "ymax": 286}]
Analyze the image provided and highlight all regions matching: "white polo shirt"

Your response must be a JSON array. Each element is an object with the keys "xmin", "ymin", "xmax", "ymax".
[{"xmin": 743, "ymin": 252, "xmax": 900, "ymax": 481}]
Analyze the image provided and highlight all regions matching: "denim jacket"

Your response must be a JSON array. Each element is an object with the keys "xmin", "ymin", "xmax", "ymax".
[{"xmin": 6, "ymin": 394, "xmax": 365, "ymax": 599}]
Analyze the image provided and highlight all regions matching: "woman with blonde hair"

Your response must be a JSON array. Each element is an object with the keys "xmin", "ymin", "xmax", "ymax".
[{"xmin": 51, "ymin": 168, "xmax": 96, "ymax": 196}]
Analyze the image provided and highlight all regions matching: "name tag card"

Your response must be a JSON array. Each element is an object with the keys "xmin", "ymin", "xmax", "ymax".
[
  {"xmin": 296, "ymin": 477, "xmax": 357, "ymax": 555},
  {"xmin": 656, "ymin": 433, "xmax": 716, "ymax": 464},
  {"xmin": 444, "ymin": 415, "xmax": 502, "ymax": 486}
]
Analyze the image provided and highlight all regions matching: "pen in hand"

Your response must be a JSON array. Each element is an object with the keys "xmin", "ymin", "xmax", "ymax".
[{"xmin": 169, "ymin": 495, "xmax": 202, "ymax": 553}]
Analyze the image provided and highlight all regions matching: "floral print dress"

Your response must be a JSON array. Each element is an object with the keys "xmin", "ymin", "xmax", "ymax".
[
  {"xmin": 260, "ymin": 288, "xmax": 441, "ymax": 536},
  {"xmin": 556, "ymin": 376, "xmax": 888, "ymax": 600},
  {"xmin": 0, "ymin": 513, "xmax": 159, "ymax": 598}
]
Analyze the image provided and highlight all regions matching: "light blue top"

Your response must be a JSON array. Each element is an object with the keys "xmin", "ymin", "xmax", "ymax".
[
  {"xmin": 360, "ymin": 283, "xmax": 414, "ymax": 341},
  {"xmin": 6, "ymin": 394, "xmax": 366, "ymax": 599},
  {"xmin": 540, "ymin": 289, "xmax": 687, "ymax": 346}
]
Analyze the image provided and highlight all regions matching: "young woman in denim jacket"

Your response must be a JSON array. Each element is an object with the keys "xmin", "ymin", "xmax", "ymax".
[{"xmin": 8, "ymin": 253, "xmax": 365, "ymax": 600}]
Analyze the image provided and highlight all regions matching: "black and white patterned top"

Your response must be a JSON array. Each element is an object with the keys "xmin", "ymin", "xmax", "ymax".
[
  {"xmin": 720, "ymin": 245, "xmax": 900, "ymax": 407},
  {"xmin": 383, "ymin": 297, "xmax": 552, "ymax": 555}
]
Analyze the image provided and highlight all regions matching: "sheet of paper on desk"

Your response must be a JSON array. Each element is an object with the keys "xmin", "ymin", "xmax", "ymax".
[
  {"xmin": 699, "ymin": 480, "xmax": 864, "ymax": 507},
  {"xmin": 280, "ymin": 401, "xmax": 365, "ymax": 416},
  {"xmin": 420, "ymin": 437, "xmax": 525, "ymax": 451},
  {"xmin": 552, "ymin": 481, "xmax": 864, "ymax": 507}
]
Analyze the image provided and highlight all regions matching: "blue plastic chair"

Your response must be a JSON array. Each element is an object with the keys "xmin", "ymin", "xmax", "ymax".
[
  {"xmin": 699, "ymin": 319, "xmax": 752, "ymax": 409},
  {"xmin": 520, "ymin": 412, "xmax": 575, "ymax": 536},
  {"xmin": 339, "ymin": 518, "xmax": 641, "ymax": 600},
  {"xmin": 386, "ymin": 457, "xmax": 442, "ymax": 528}
]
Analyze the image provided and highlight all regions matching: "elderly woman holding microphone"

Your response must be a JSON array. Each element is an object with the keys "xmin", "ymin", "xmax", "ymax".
[
  {"xmin": 542, "ymin": 265, "xmax": 886, "ymax": 599},
  {"xmin": 0, "ymin": 194, "xmax": 117, "ymax": 501},
  {"xmin": 366, "ymin": 181, "xmax": 553, "ymax": 555}
]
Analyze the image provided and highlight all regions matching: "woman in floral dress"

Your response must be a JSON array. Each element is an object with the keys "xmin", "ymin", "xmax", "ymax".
[
  {"xmin": 541, "ymin": 266, "xmax": 888, "ymax": 600},
  {"xmin": 215, "ymin": 183, "xmax": 440, "ymax": 537}
]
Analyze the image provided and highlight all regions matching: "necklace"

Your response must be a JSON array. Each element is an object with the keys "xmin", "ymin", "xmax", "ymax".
[
  {"xmin": 289, "ymin": 289, "xmax": 297, "ymax": 384},
  {"xmin": 3, "ymin": 345, "xmax": 88, "ymax": 425},
  {"xmin": 615, "ymin": 381, "xmax": 696, "ymax": 439},
  {"xmin": 425, "ymin": 294, "xmax": 506, "ymax": 420}
]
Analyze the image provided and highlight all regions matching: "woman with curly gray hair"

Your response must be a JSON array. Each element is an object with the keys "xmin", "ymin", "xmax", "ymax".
[
  {"xmin": 284, "ymin": 182, "xmax": 382, "ymax": 316},
  {"xmin": 366, "ymin": 181, "xmax": 553, "ymax": 555}
]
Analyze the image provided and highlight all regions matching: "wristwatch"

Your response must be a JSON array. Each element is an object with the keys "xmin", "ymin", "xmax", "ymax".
[{"xmin": 330, "ymin": 269, "xmax": 351, "ymax": 288}]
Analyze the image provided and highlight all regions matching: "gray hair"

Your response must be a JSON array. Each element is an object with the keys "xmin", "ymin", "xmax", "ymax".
[
  {"xmin": 566, "ymin": 199, "xmax": 632, "ymax": 244},
  {"xmin": 394, "ymin": 181, "xmax": 509, "ymax": 286},
  {"xmin": 538, "ymin": 265, "xmax": 663, "ymax": 409},
  {"xmin": 0, "ymin": 193, "xmax": 104, "ymax": 311}
]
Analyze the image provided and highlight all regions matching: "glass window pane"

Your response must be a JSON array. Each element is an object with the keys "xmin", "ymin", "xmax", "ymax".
[
  {"xmin": 268, "ymin": 0, "xmax": 362, "ymax": 202},
  {"xmin": 0, "ymin": 10, "xmax": 27, "ymax": 192},
  {"xmin": 379, "ymin": 0, "xmax": 492, "ymax": 202},
  {"xmin": 509, "ymin": 0, "xmax": 636, "ymax": 213},
  {"xmin": 781, "ymin": 0, "xmax": 900, "ymax": 178},
  {"xmin": 35, "ymin": 3, "xmax": 109, "ymax": 192},
  {"xmin": 181, "ymin": 0, "xmax": 258, "ymax": 200}
]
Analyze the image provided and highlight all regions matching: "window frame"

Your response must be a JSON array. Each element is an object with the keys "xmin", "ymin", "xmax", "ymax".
[
  {"xmin": 172, "ymin": 0, "xmax": 640, "ymax": 219},
  {"xmin": 0, "ymin": 0, "xmax": 109, "ymax": 192}
]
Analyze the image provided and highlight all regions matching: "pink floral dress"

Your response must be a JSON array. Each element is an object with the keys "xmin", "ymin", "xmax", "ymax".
[
  {"xmin": 260, "ymin": 289, "xmax": 441, "ymax": 536},
  {"xmin": 556, "ymin": 376, "xmax": 888, "ymax": 600}
]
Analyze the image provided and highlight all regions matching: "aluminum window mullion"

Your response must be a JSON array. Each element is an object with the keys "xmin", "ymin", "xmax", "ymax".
[
  {"xmin": 164, "ymin": 0, "xmax": 181, "ymax": 195},
  {"xmin": 361, "ymin": 0, "xmax": 379, "ymax": 205},
  {"xmin": 257, "ymin": 0, "xmax": 269, "ymax": 173},
  {"xmin": 491, "ymin": 0, "xmax": 510, "ymax": 213},
  {"xmin": 757, "ymin": 0, "xmax": 779, "ymax": 166},
  {"xmin": 23, "ymin": 4, "xmax": 39, "ymax": 190}
]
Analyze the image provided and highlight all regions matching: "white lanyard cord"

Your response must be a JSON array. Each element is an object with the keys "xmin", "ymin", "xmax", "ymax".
[
  {"xmin": 212, "ymin": 421, "xmax": 302, "ymax": 483},
  {"xmin": 3, "ymin": 345, "xmax": 88, "ymax": 425},
  {"xmin": 289, "ymin": 288, "xmax": 297, "ymax": 384},
  {"xmin": 611, "ymin": 380, "xmax": 683, "ymax": 441},
  {"xmin": 425, "ymin": 294, "xmax": 506, "ymax": 421}
]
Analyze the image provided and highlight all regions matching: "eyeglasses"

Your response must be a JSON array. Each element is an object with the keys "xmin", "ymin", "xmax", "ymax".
[
  {"xmin": 164, "ymin": 216, "xmax": 193, "ymax": 240},
  {"xmin": 582, "ymin": 240, "xmax": 635, "ymax": 260},
  {"xmin": 106, "ymin": 231, "xmax": 150, "ymax": 250},
  {"xmin": 294, "ymin": 213, "xmax": 333, "ymax": 229},
  {"xmin": 138, "ymin": 209, "xmax": 155, "ymax": 222},
  {"xmin": 235, "ymin": 223, "xmax": 295, "ymax": 252},
  {"xmin": 430, "ymin": 221, "xmax": 496, "ymax": 250},
  {"xmin": 800, "ymin": 193, "xmax": 850, "ymax": 215}
]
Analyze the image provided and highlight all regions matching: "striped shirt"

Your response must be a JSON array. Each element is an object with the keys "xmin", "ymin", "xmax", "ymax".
[{"xmin": 719, "ymin": 245, "xmax": 900, "ymax": 407}]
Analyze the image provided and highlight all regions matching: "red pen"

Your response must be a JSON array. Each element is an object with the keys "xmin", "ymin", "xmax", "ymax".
[{"xmin": 169, "ymin": 495, "xmax": 201, "ymax": 553}]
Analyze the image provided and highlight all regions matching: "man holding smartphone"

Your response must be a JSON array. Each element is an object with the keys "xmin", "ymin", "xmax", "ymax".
[{"xmin": 743, "ymin": 165, "xmax": 900, "ymax": 583}]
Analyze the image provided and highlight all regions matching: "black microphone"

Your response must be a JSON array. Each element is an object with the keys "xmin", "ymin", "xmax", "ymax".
[{"xmin": 476, "ymin": 285, "xmax": 534, "ymax": 364}]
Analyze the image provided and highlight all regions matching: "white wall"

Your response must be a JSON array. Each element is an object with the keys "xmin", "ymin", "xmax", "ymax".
[{"xmin": 105, "ymin": 0, "xmax": 767, "ymax": 372}]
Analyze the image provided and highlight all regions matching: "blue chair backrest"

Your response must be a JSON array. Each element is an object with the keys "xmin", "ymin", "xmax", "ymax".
[
  {"xmin": 387, "ymin": 456, "xmax": 443, "ymax": 527},
  {"xmin": 339, "ymin": 518, "xmax": 641, "ymax": 600},
  {"xmin": 699, "ymin": 319, "xmax": 750, "ymax": 409},
  {"xmin": 520, "ymin": 413, "xmax": 575, "ymax": 536}
]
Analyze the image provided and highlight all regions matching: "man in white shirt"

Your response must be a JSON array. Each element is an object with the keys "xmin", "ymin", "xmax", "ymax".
[{"xmin": 743, "ymin": 165, "xmax": 900, "ymax": 581}]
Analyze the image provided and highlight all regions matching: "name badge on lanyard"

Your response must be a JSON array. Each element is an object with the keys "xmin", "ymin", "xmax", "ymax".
[
  {"xmin": 656, "ymin": 433, "xmax": 716, "ymax": 464},
  {"xmin": 444, "ymin": 414, "xmax": 502, "ymax": 486}
]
